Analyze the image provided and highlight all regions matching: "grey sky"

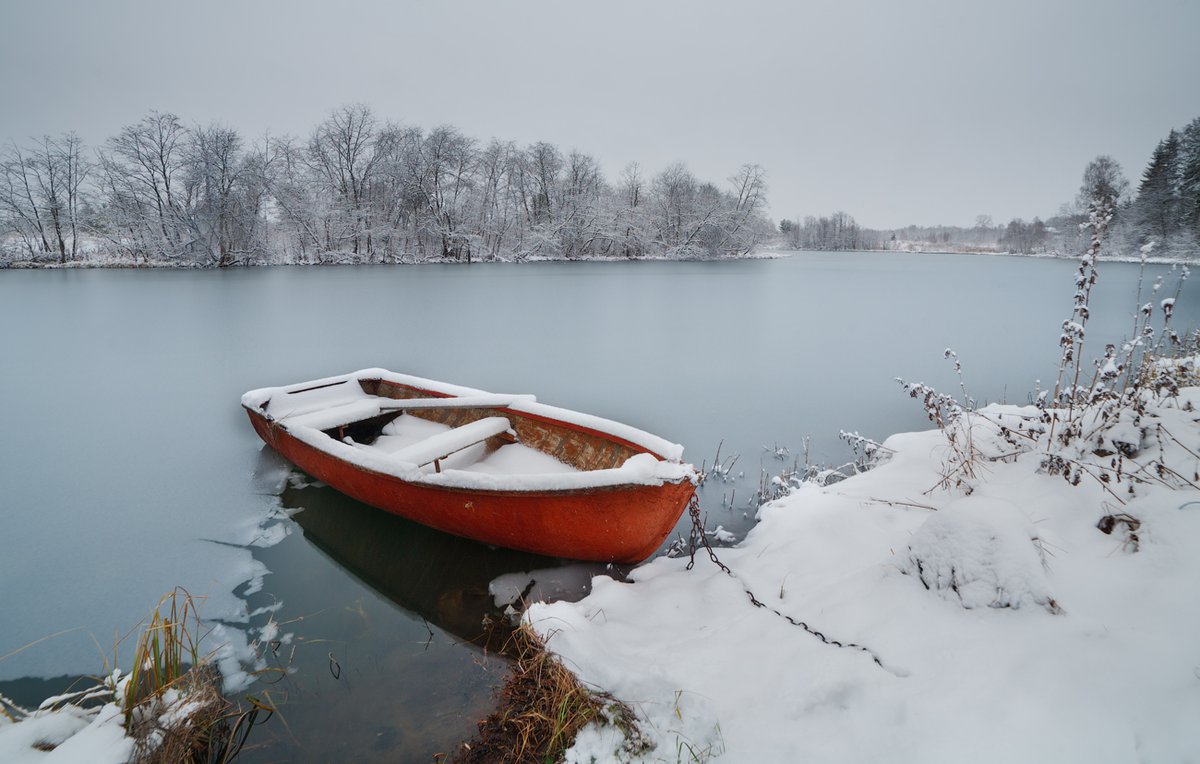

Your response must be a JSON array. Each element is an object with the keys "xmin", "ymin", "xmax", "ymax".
[{"xmin": 2, "ymin": 0, "xmax": 1197, "ymax": 229}]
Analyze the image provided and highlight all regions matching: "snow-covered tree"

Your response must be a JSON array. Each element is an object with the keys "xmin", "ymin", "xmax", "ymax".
[
  {"xmin": 1132, "ymin": 131, "xmax": 1182, "ymax": 244},
  {"xmin": 183, "ymin": 125, "xmax": 266, "ymax": 266},
  {"xmin": 96, "ymin": 111, "xmax": 190, "ymax": 262},
  {"xmin": 1178, "ymin": 117, "xmax": 1200, "ymax": 239},
  {"xmin": 1077, "ymin": 155, "xmax": 1129, "ymax": 211},
  {"xmin": 0, "ymin": 133, "xmax": 90, "ymax": 263},
  {"xmin": 3, "ymin": 105, "xmax": 771, "ymax": 265},
  {"xmin": 306, "ymin": 105, "xmax": 383, "ymax": 258}
]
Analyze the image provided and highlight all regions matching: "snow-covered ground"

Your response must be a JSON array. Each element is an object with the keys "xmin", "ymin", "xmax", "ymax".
[
  {"xmin": 0, "ymin": 700, "xmax": 131, "ymax": 764},
  {"xmin": 0, "ymin": 669, "xmax": 199, "ymax": 764},
  {"xmin": 530, "ymin": 385, "xmax": 1200, "ymax": 762}
]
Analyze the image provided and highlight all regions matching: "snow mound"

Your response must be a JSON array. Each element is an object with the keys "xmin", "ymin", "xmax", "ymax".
[
  {"xmin": 0, "ymin": 702, "xmax": 133, "ymax": 764},
  {"xmin": 904, "ymin": 498, "xmax": 1059, "ymax": 613}
]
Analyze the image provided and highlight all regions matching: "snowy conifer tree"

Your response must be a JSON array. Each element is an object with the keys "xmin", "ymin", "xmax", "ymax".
[
  {"xmin": 1178, "ymin": 117, "xmax": 1200, "ymax": 240},
  {"xmin": 1133, "ymin": 131, "xmax": 1182, "ymax": 244}
]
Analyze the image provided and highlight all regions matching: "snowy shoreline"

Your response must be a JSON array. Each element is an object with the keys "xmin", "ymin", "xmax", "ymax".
[
  {"xmin": 528, "ymin": 387, "xmax": 1200, "ymax": 762},
  {"xmin": 0, "ymin": 249, "xmax": 785, "ymax": 270},
  {"xmin": 879, "ymin": 247, "xmax": 1200, "ymax": 265},
  {"xmin": 6, "ymin": 247, "xmax": 1197, "ymax": 269}
]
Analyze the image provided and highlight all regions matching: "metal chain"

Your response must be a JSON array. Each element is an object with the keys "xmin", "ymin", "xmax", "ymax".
[{"xmin": 684, "ymin": 493, "xmax": 888, "ymax": 669}]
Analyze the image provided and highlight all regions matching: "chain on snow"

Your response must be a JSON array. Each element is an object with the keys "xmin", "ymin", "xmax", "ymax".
[
  {"xmin": 685, "ymin": 493, "xmax": 731, "ymax": 574},
  {"xmin": 684, "ymin": 493, "xmax": 890, "ymax": 670}
]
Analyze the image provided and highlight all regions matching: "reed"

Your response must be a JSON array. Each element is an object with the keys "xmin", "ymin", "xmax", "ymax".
[
  {"xmin": 121, "ymin": 588, "xmax": 202, "ymax": 723},
  {"xmin": 119, "ymin": 588, "xmax": 268, "ymax": 764}
]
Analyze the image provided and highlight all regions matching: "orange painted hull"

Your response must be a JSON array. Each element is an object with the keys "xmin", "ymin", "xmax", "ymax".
[{"xmin": 246, "ymin": 407, "xmax": 695, "ymax": 564}]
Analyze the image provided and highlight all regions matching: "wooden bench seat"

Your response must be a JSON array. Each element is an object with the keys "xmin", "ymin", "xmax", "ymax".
[
  {"xmin": 389, "ymin": 416, "xmax": 514, "ymax": 469},
  {"xmin": 282, "ymin": 400, "xmax": 382, "ymax": 431}
]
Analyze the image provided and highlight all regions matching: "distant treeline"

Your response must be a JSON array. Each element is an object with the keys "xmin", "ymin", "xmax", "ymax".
[
  {"xmin": 777, "ymin": 212, "xmax": 881, "ymax": 251},
  {"xmin": 0, "ymin": 105, "xmax": 772, "ymax": 266},
  {"xmin": 778, "ymin": 115, "xmax": 1200, "ymax": 258}
]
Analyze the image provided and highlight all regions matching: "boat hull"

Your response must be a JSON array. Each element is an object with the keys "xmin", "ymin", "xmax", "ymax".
[{"xmin": 246, "ymin": 407, "xmax": 695, "ymax": 564}]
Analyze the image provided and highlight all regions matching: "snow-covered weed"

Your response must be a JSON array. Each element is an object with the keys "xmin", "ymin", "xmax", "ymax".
[
  {"xmin": 896, "ymin": 200, "xmax": 1197, "ymax": 509},
  {"xmin": 896, "ymin": 351, "xmax": 987, "ymax": 494}
]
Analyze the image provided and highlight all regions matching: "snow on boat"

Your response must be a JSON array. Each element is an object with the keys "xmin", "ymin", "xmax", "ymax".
[{"xmin": 242, "ymin": 369, "xmax": 698, "ymax": 564}]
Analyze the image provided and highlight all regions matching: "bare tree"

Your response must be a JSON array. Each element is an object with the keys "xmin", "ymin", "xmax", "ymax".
[
  {"xmin": 263, "ymin": 135, "xmax": 329, "ymax": 262},
  {"xmin": 524, "ymin": 142, "xmax": 562, "ymax": 227},
  {"xmin": 721, "ymin": 163, "xmax": 768, "ymax": 254},
  {"xmin": 473, "ymin": 139, "xmax": 518, "ymax": 259},
  {"xmin": 1, "ymin": 142, "xmax": 52, "ymax": 258},
  {"xmin": 183, "ymin": 125, "xmax": 267, "ymax": 266},
  {"xmin": 0, "ymin": 134, "xmax": 90, "ymax": 263},
  {"xmin": 559, "ymin": 150, "xmax": 603, "ymax": 258},
  {"xmin": 8, "ymin": 105, "xmax": 771, "ymax": 265},
  {"xmin": 616, "ymin": 163, "xmax": 647, "ymax": 258},
  {"xmin": 421, "ymin": 124, "xmax": 477, "ymax": 260},
  {"xmin": 306, "ymin": 105, "xmax": 381, "ymax": 257},
  {"xmin": 99, "ymin": 111, "xmax": 190, "ymax": 261}
]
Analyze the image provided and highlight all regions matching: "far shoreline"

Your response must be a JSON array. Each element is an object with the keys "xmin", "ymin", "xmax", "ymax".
[{"xmin": 4, "ymin": 244, "xmax": 1198, "ymax": 270}]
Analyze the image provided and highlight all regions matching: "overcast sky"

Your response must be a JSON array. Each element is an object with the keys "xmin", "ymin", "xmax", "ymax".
[{"xmin": 2, "ymin": 0, "xmax": 1197, "ymax": 229}]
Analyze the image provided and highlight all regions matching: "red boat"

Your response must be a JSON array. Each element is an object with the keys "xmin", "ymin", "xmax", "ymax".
[{"xmin": 242, "ymin": 370, "xmax": 698, "ymax": 564}]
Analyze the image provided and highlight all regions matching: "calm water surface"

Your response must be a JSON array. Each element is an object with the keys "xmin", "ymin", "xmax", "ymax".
[{"xmin": 1, "ymin": 252, "xmax": 1197, "ymax": 760}]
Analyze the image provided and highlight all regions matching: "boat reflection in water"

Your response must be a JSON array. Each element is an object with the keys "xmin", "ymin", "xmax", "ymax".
[
  {"xmin": 278, "ymin": 477, "xmax": 621, "ymax": 654},
  {"xmin": 240, "ymin": 451, "xmax": 630, "ymax": 762}
]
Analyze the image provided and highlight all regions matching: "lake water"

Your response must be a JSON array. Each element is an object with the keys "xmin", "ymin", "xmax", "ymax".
[{"xmin": 1, "ymin": 252, "xmax": 1197, "ymax": 760}]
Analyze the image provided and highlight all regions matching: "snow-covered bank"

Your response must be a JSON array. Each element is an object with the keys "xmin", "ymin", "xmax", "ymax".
[
  {"xmin": 0, "ymin": 695, "xmax": 132, "ymax": 764},
  {"xmin": 0, "ymin": 586, "xmax": 275, "ymax": 764},
  {"xmin": 0, "ymin": 668, "xmax": 240, "ymax": 764},
  {"xmin": 1, "ymin": 248, "xmax": 780, "ymax": 269},
  {"xmin": 528, "ymin": 387, "xmax": 1200, "ymax": 762},
  {"xmin": 874, "ymin": 244, "xmax": 1199, "ymax": 265}
]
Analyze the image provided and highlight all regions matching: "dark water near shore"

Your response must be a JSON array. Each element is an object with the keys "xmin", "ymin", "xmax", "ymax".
[{"xmin": 2, "ymin": 252, "xmax": 1197, "ymax": 760}]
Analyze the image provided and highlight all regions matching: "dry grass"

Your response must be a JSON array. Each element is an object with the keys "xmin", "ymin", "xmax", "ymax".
[
  {"xmin": 121, "ymin": 589, "xmax": 267, "ymax": 764},
  {"xmin": 122, "ymin": 588, "xmax": 203, "ymax": 722},
  {"xmin": 446, "ymin": 624, "xmax": 644, "ymax": 764},
  {"xmin": 128, "ymin": 664, "xmax": 229, "ymax": 764},
  {"xmin": 1, "ymin": 589, "xmax": 268, "ymax": 762}
]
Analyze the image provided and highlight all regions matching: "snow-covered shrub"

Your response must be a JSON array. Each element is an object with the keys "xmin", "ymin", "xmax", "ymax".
[{"xmin": 904, "ymin": 498, "xmax": 1060, "ymax": 613}]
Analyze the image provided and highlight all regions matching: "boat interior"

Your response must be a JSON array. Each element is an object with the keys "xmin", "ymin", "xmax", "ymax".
[{"xmin": 263, "ymin": 376, "xmax": 647, "ymax": 476}]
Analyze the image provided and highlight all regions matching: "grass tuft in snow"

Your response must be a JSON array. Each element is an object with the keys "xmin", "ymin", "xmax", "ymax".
[
  {"xmin": 121, "ymin": 588, "xmax": 202, "ymax": 726},
  {"xmin": 120, "ymin": 588, "xmax": 270, "ymax": 763}
]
